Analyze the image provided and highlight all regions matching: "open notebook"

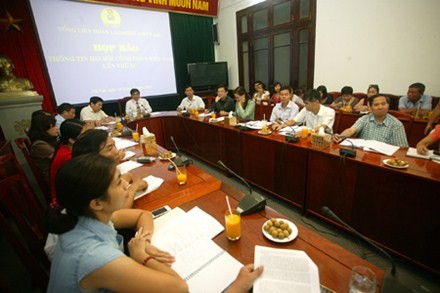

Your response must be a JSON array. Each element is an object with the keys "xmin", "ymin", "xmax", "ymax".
[{"xmin": 152, "ymin": 207, "xmax": 243, "ymax": 293}]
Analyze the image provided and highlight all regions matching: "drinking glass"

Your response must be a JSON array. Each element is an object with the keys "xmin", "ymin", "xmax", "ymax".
[
  {"xmin": 349, "ymin": 265, "xmax": 377, "ymax": 293},
  {"xmin": 224, "ymin": 209, "xmax": 241, "ymax": 241}
]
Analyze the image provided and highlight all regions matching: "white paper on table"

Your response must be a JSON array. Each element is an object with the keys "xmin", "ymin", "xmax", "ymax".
[
  {"xmin": 113, "ymin": 137, "xmax": 138, "ymax": 149},
  {"xmin": 198, "ymin": 112, "xmax": 212, "ymax": 117},
  {"xmin": 94, "ymin": 126, "xmax": 109, "ymax": 131},
  {"xmin": 117, "ymin": 160, "xmax": 143, "ymax": 174},
  {"xmin": 278, "ymin": 125, "xmax": 300, "ymax": 136},
  {"xmin": 339, "ymin": 138, "xmax": 367, "ymax": 148},
  {"xmin": 254, "ymin": 245, "xmax": 320, "ymax": 293},
  {"xmin": 123, "ymin": 151, "xmax": 136, "ymax": 161},
  {"xmin": 406, "ymin": 147, "xmax": 433, "ymax": 159},
  {"xmin": 150, "ymin": 112, "xmax": 162, "ymax": 116},
  {"xmin": 363, "ymin": 140, "xmax": 399, "ymax": 156},
  {"xmin": 245, "ymin": 120, "xmax": 273, "ymax": 130},
  {"xmin": 134, "ymin": 175, "xmax": 164, "ymax": 200}
]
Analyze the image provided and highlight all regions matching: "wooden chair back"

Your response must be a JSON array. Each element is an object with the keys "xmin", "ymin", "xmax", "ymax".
[
  {"xmin": 0, "ymin": 174, "xmax": 49, "ymax": 291},
  {"xmin": 118, "ymin": 96, "xmax": 132, "ymax": 116}
]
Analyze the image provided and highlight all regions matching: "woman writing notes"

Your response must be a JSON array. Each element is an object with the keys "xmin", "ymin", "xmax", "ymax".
[{"xmin": 47, "ymin": 155, "xmax": 263, "ymax": 292}]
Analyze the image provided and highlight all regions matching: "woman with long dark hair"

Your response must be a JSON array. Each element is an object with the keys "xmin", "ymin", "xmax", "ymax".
[
  {"xmin": 72, "ymin": 129, "xmax": 147, "ymax": 208},
  {"xmin": 49, "ymin": 119, "xmax": 87, "ymax": 209},
  {"xmin": 47, "ymin": 154, "xmax": 262, "ymax": 292},
  {"xmin": 28, "ymin": 110, "xmax": 58, "ymax": 184}
]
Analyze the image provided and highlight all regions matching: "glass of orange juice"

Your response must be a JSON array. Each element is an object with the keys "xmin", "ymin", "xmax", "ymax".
[
  {"xmin": 301, "ymin": 127, "xmax": 309, "ymax": 139},
  {"xmin": 176, "ymin": 165, "xmax": 187, "ymax": 185},
  {"xmin": 225, "ymin": 209, "xmax": 241, "ymax": 241},
  {"xmin": 132, "ymin": 131, "xmax": 140, "ymax": 142},
  {"xmin": 211, "ymin": 112, "xmax": 216, "ymax": 119},
  {"xmin": 117, "ymin": 122, "xmax": 123, "ymax": 132}
]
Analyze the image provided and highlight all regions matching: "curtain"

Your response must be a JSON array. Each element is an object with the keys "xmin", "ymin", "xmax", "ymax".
[
  {"xmin": 169, "ymin": 13, "xmax": 214, "ymax": 96},
  {"xmin": 0, "ymin": 0, "xmax": 55, "ymax": 112}
]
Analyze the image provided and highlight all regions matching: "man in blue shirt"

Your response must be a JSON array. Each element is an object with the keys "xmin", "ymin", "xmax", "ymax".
[{"xmin": 398, "ymin": 82, "xmax": 432, "ymax": 117}]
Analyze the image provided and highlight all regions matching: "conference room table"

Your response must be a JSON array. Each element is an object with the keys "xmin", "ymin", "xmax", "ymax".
[
  {"xmin": 122, "ymin": 142, "xmax": 384, "ymax": 292},
  {"xmin": 127, "ymin": 111, "xmax": 440, "ymax": 274}
]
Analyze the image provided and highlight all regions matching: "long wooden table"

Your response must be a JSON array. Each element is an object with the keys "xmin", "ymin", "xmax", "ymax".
[
  {"xmin": 127, "ymin": 112, "xmax": 440, "ymax": 274},
  {"xmin": 123, "ymin": 143, "xmax": 383, "ymax": 292}
]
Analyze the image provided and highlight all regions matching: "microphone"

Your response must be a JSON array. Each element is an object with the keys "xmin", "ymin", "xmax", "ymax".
[
  {"xmin": 280, "ymin": 120, "xmax": 299, "ymax": 143},
  {"xmin": 320, "ymin": 206, "xmax": 412, "ymax": 293},
  {"xmin": 337, "ymin": 136, "xmax": 356, "ymax": 158},
  {"xmin": 140, "ymin": 104, "xmax": 150, "ymax": 117},
  {"xmin": 217, "ymin": 160, "xmax": 266, "ymax": 215},
  {"xmin": 168, "ymin": 136, "xmax": 192, "ymax": 170}
]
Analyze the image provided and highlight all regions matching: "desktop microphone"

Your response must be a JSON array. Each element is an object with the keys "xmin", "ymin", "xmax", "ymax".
[
  {"xmin": 140, "ymin": 104, "xmax": 150, "ymax": 117},
  {"xmin": 320, "ymin": 206, "xmax": 413, "ymax": 293},
  {"xmin": 168, "ymin": 136, "xmax": 192, "ymax": 170},
  {"xmin": 283, "ymin": 122, "xmax": 299, "ymax": 143},
  {"xmin": 338, "ymin": 136, "xmax": 356, "ymax": 158},
  {"xmin": 217, "ymin": 160, "xmax": 266, "ymax": 215}
]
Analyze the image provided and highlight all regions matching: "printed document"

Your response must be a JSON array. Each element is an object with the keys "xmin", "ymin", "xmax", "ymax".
[{"xmin": 254, "ymin": 245, "xmax": 320, "ymax": 293}]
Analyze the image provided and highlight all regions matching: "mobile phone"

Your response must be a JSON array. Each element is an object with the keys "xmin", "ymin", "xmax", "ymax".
[{"xmin": 152, "ymin": 205, "xmax": 171, "ymax": 219}]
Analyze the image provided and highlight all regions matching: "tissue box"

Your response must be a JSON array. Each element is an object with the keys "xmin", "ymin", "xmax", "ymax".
[
  {"xmin": 140, "ymin": 134, "xmax": 158, "ymax": 156},
  {"xmin": 311, "ymin": 133, "xmax": 331, "ymax": 149},
  {"xmin": 224, "ymin": 116, "xmax": 237, "ymax": 126}
]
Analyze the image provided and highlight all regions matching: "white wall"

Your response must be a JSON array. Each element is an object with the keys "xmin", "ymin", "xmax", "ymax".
[{"xmin": 216, "ymin": 0, "xmax": 440, "ymax": 96}]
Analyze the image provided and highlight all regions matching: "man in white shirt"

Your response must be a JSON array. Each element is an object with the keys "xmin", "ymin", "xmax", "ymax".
[
  {"xmin": 80, "ymin": 96, "xmax": 113, "ymax": 126},
  {"xmin": 55, "ymin": 103, "xmax": 76, "ymax": 128},
  {"xmin": 274, "ymin": 89, "xmax": 336, "ymax": 133},
  {"xmin": 125, "ymin": 88, "xmax": 152, "ymax": 117},
  {"xmin": 176, "ymin": 85, "xmax": 205, "ymax": 112},
  {"xmin": 270, "ymin": 86, "xmax": 299, "ymax": 125}
]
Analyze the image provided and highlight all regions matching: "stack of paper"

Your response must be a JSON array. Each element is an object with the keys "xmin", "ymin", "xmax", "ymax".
[
  {"xmin": 254, "ymin": 245, "xmax": 320, "ymax": 293},
  {"xmin": 113, "ymin": 137, "xmax": 138, "ymax": 149},
  {"xmin": 340, "ymin": 139, "xmax": 399, "ymax": 156},
  {"xmin": 406, "ymin": 147, "xmax": 440, "ymax": 163}
]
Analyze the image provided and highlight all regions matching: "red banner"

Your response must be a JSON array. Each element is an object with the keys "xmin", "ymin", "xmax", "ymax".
[{"xmin": 82, "ymin": 0, "xmax": 218, "ymax": 17}]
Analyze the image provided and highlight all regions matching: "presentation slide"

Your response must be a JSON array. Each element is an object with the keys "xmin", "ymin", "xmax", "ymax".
[{"xmin": 29, "ymin": 0, "xmax": 177, "ymax": 105}]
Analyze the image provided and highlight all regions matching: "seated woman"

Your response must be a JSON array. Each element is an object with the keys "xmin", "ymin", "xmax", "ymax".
[
  {"xmin": 233, "ymin": 86, "xmax": 255, "ymax": 121},
  {"xmin": 416, "ymin": 125, "xmax": 440, "ymax": 155},
  {"xmin": 72, "ymin": 129, "xmax": 147, "ymax": 208},
  {"xmin": 47, "ymin": 154, "xmax": 263, "ymax": 292},
  {"xmin": 317, "ymin": 85, "xmax": 333, "ymax": 105},
  {"xmin": 354, "ymin": 84, "xmax": 380, "ymax": 112},
  {"xmin": 253, "ymin": 81, "xmax": 270, "ymax": 104},
  {"xmin": 49, "ymin": 119, "xmax": 87, "ymax": 210},
  {"xmin": 330, "ymin": 86, "xmax": 363, "ymax": 111},
  {"xmin": 270, "ymin": 81, "xmax": 282, "ymax": 104},
  {"xmin": 28, "ymin": 110, "xmax": 58, "ymax": 185}
]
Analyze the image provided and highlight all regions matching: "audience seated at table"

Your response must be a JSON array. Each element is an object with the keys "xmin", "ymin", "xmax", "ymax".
[
  {"xmin": 253, "ymin": 81, "xmax": 270, "ymax": 104},
  {"xmin": 72, "ymin": 129, "xmax": 147, "ymax": 208},
  {"xmin": 273, "ymin": 89, "xmax": 335, "ymax": 133},
  {"xmin": 209, "ymin": 84, "xmax": 235, "ymax": 116},
  {"xmin": 176, "ymin": 85, "xmax": 205, "ymax": 112},
  {"xmin": 49, "ymin": 119, "xmax": 87, "ymax": 210},
  {"xmin": 398, "ymin": 82, "xmax": 432, "ymax": 118},
  {"xmin": 28, "ymin": 110, "xmax": 58, "ymax": 185},
  {"xmin": 125, "ymin": 88, "xmax": 153, "ymax": 118},
  {"xmin": 317, "ymin": 85, "xmax": 333, "ymax": 105},
  {"xmin": 270, "ymin": 86, "xmax": 299, "ymax": 125},
  {"xmin": 80, "ymin": 96, "xmax": 114, "ymax": 126},
  {"xmin": 46, "ymin": 154, "xmax": 263, "ymax": 293},
  {"xmin": 54, "ymin": 103, "xmax": 76, "ymax": 128},
  {"xmin": 333, "ymin": 94, "xmax": 409, "ymax": 147},
  {"xmin": 233, "ymin": 86, "xmax": 255, "ymax": 121},
  {"xmin": 330, "ymin": 86, "xmax": 363, "ymax": 111},
  {"xmin": 416, "ymin": 125, "xmax": 440, "ymax": 155},
  {"xmin": 270, "ymin": 81, "xmax": 282, "ymax": 104}
]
